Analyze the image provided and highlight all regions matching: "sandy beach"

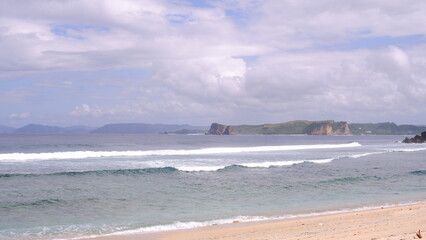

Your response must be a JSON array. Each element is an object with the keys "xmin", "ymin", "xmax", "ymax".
[{"xmin": 86, "ymin": 203, "xmax": 426, "ymax": 240}]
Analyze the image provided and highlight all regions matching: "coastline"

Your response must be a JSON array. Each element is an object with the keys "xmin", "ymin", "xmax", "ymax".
[{"xmin": 80, "ymin": 202, "xmax": 426, "ymax": 240}]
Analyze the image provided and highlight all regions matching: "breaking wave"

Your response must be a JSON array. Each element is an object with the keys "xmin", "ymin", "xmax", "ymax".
[
  {"xmin": 0, "ymin": 142, "xmax": 361, "ymax": 162},
  {"xmin": 0, "ymin": 158, "xmax": 337, "ymax": 178}
]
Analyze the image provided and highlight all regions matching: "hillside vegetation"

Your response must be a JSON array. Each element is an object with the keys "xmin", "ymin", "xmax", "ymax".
[
  {"xmin": 232, "ymin": 120, "xmax": 350, "ymax": 135},
  {"xmin": 349, "ymin": 122, "xmax": 426, "ymax": 135}
]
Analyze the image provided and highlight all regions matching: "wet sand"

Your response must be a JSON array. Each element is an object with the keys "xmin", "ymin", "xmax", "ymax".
[{"xmin": 86, "ymin": 203, "xmax": 426, "ymax": 240}]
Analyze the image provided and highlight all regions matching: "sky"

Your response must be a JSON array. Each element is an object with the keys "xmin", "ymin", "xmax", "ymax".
[{"xmin": 1, "ymin": 0, "xmax": 426, "ymax": 127}]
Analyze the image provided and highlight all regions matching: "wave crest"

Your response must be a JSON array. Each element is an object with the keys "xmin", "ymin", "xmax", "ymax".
[{"xmin": 0, "ymin": 142, "xmax": 361, "ymax": 162}]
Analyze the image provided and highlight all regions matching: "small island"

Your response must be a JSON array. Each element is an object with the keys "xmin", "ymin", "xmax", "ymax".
[{"xmin": 207, "ymin": 120, "xmax": 351, "ymax": 135}]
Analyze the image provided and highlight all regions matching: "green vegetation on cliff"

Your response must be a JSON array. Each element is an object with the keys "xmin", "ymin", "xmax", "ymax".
[
  {"xmin": 348, "ymin": 122, "xmax": 426, "ymax": 135},
  {"xmin": 233, "ymin": 120, "xmax": 311, "ymax": 134},
  {"xmin": 232, "ymin": 120, "xmax": 350, "ymax": 135},
  {"xmin": 230, "ymin": 121, "xmax": 426, "ymax": 135}
]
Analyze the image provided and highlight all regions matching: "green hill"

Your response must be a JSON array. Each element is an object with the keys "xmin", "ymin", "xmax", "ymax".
[
  {"xmin": 348, "ymin": 122, "xmax": 426, "ymax": 135},
  {"xmin": 232, "ymin": 120, "xmax": 350, "ymax": 135},
  {"xmin": 228, "ymin": 121, "xmax": 425, "ymax": 135}
]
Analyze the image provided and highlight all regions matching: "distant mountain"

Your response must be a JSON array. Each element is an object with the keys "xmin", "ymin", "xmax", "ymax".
[
  {"xmin": 348, "ymin": 122, "xmax": 426, "ymax": 135},
  {"xmin": 14, "ymin": 124, "xmax": 67, "ymax": 134},
  {"xmin": 7, "ymin": 121, "xmax": 424, "ymax": 135},
  {"xmin": 0, "ymin": 125, "xmax": 16, "ymax": 133},
  {"xmin": 13, "ymin": 124, "xmax": 95, "ymax": 134},
  {"xmin": 91, "ymin": 123, "xmax": 208, "ymax": 134}
]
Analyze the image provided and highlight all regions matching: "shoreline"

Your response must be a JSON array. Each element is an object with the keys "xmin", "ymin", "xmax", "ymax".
[{"xmin": 78, "ymin": 201, "xmax": 426, "ymax": 240}]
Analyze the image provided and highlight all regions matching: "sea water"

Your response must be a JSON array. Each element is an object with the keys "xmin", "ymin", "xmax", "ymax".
[{"xmin": 0, "ymin": 134, "xmax": 425, "ymax": 239}]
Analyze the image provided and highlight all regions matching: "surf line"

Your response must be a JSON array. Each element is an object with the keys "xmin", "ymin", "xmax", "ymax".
[{"xmin": 0, "ymin": 142, "xmax": 361, "ymax": 162}]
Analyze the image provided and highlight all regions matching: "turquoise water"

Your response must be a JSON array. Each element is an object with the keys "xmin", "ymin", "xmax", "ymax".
[{"xmin": 0, "ymin": 134, "xmax": 425, "ymax": 239}]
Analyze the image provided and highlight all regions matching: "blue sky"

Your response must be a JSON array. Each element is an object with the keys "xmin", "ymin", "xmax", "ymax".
[{"xmin": 1, "ymin": 0, "xmax": 426, "ymax": 127}]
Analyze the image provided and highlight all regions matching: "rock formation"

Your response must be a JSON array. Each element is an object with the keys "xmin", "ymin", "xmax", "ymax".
[
  {"xmin": 402, "ymin": 131, "xmax": 426, "ymax": 143},
  {"xmin": 305, "ymin": 121, "xmax": 351, "ymax": 135},
  {"xmin": 207, "ymin": 123, "xmax": 235, "ymax": 135}
]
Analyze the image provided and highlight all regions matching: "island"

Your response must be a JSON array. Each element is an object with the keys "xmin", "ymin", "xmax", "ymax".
[
  {"xmin": 207, "ymin": 120, "xmax": 426, "ymax": 136},
  {"xmin": 207, "ymin": 120, "xmax": 351, "ymax": 135}
]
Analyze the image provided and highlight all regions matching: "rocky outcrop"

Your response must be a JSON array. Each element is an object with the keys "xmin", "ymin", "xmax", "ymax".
[
  {"xmin": 403, "ymin": 131, "xmax": 426, "ymax": 143},
  {"xmin": 207, "ymin": 123, "xmax": 235, "ymax": 135},
  {"xmin": 306, "ymin": 121, "xmax": 351, "ymax": 135}
]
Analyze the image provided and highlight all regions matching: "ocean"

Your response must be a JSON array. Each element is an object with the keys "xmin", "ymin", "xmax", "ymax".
[{"xmin": 0, "ymin": 134, "xmax": 425, "ymax": 239}]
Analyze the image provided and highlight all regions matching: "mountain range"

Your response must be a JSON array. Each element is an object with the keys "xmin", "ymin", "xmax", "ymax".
[
  {"xmin": 0, "ymin": 121, "xmax": 425, "ymax": 135},
  {"xmin": 0, "ymin": 123, "xmax": 207, "ymax": 134}
]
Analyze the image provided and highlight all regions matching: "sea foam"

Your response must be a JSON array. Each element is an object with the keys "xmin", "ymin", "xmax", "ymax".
[
  {"xmin": 55, "ymin": 201, "xmax": 425, "ymax": 240},
  {"xmin": 0, "ymin": 142, "xmax": 361, "ymax": 162},
  {"xmin": 239, "ymin": 158, "xmax": 334, "ymax": 168}
]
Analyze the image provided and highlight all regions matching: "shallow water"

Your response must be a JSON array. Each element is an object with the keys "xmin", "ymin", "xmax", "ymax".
[{"xmin": 0, "ymin": 134, "xmax": 425, "ymax": 239}]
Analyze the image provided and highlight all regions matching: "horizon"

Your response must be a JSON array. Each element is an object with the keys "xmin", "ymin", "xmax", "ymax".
[
  {"xmin": 1, "ymin": 0, "xmax": 426, "ymax": 127},
  {"xmin": 2, "ymin": 119, "xmax": 426, "ymax": 129}
]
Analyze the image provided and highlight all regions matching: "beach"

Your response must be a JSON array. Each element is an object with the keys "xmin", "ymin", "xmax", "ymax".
[
  {"xmin": 1, "ymin": 134, "xmax": 425, "ymax": 239},
  {"xmin": 88, "ymin": 203, "xmax": 426, "ymax": 240}
]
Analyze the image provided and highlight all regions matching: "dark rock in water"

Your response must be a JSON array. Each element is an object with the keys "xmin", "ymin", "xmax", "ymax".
[
  {"xmin": 207, "ymin": 123, "xmax": 235, "ymax": 135},
  {"xmin": 403, "ymin": 131, "xmax": 426, "ymax": 143}
]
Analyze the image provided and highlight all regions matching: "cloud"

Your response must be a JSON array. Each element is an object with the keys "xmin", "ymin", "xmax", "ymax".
[
  {"xmin": 69, "ymin": 104, "xmax": 103, "ymax": 117},
  {"xmin": 151, "ymin": 56, "xmax": 247, "ymax": 100},
  {"xmin": 1, "ymin": 0, "xmax": 426, "ymax": 125},
  {"xmin": 9, "ymin": 112, "xmax": 30, "ymax": 119}
]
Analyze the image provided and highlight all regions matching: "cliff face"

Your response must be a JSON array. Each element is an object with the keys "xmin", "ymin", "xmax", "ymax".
[
  {"xmin": 308, "ymin": 124, "xmax": 334, "ymax": 135},
  {"xmin": 210, "ymin": 120, "xmax": 351, "ymax": 135},
  {"xmin": 307, "ymin": 122, "xmax": 351, "ymax": 135},
  {"xmin": 207, "ymin": 123, "xmax": 235, "ymax": 135}
]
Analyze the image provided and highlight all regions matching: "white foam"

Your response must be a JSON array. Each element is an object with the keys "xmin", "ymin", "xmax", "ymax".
[
  {"xmin": 239, "ymin": 161, "xmax": 304, "ymax": 168},
  {"xmin": 0, "ymin": 142, "xmax": 362, "ymax": 162},
  {"xmin": 387, "ymin": 147, "xmax": 426, "ymax": 152},
  {"xmin": 57, "ymin": 201, "xmax": 425, "ymax": 240},
  {"xmin": 348, "ymin": 152, "xmax": 383, "ymax": 158},
  {"xmin": 308, "ymin": 158, "xmax": 335, "ymax": 164},
  {"xmin": 175, "ymin": 166, "xmax": 227, "ymax": 172},
  {"xmin": 239, "ymin": 158, "xmax": 334, "ymax": 168},
  {"xmin": 174, "ymin": 158, "xmax": 335, "ymax": 171}
]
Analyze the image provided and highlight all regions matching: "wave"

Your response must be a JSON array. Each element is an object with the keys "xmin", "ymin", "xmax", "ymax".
[
  {"xmin": 319, "ymin": 175, "xmax": 382, "ymax": 184},
  {"xmin": 386, "ymin": 147, "xmax": 426, "ymax": 152},
  {"xmin": 346, "ymin": 146, "xmax": 426, "ymax": 159},
  {"xmin": 56, "ymin": 201, "xmax": 425, "ymax": 240},
  {"xmin": 0, "ymin": 167, "xmax": 179, "ymax": 178},
  {"xmin": 0, "ymin": 142, "xmax": 361, "ymax": 162},
  {"xmin": 410, "ymin": 170, "xmax": 426, "ymax": 175},
  {"xmin": 175, "ymin": 166, "xmax": 228, "ymax": 172},
  {"xmin": 348, "ymin": 152, "xmax": 383, "ymax": 158},
  {"xmin": 0, "ymin": 157, "xmax": 342, "ymax": 177},
  {"xmin": 239, "ymin": 158, "xmax": 335, "ymax": 168},
  {"xmin": 0, "ymin": 198, "xmax": 63, "ymax": 209},
  {"xmin": 0, "ymin": 160, "xmax": 329, "ymax": 178}
]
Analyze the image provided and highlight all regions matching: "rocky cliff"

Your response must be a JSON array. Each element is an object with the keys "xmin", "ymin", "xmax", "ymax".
[
  {"xmin": 212, "ymin": 120, "xmax": 350, "ymax": 135},
  {"xmin": 207, "ymin": 123, "xmax": 235, "ymax": 135},
  {"xmin": 306, "ymin": 121, "xmax": 351, "ymax": 135},
  {"xmin": 403, "ymin": 131, "xmax": 426, "ymax": 143}
]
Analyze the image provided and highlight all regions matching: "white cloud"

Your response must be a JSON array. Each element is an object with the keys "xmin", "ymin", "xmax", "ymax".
[
  {"xmin": 9, "ymin": 112, "xmax": 30, "ymax": 119},
  {"xmin": 151, "ymin": 56, "xmax": 247, "ymax": 100},
  {"xmin": 1, "ymin": 0, "xmax": 426, "ymax": 125},
  {"xmin": 69, "ymin": 104, "xmax": 103, "ymax": 117}
]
